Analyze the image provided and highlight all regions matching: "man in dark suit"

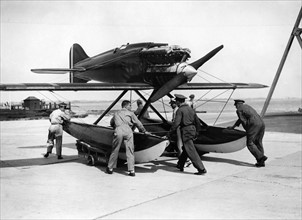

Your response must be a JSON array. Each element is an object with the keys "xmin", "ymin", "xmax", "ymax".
[
  {"xmin": 169, "ymin": 94, "xmax": 207, "ymax": 175},
  {"xmin": 229, "ymin": 99, "xmax": 268, "ymax": 167}
]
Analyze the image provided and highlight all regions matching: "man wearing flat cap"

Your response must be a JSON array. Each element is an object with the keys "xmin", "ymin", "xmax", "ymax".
[
  {"xmin": 169, "ymin": 94, "xmax": 207, "ymax": 175},
  {"xmin": 44, "ymin": 102, "xmax": 70, "ymax": 159},
  {"xmin": 229, "ymin": 99, "xmax": 267, "ymax": 167},
  {"xmin": 187, "ymin": 94, "xmax": 196, "ymax": 110}
]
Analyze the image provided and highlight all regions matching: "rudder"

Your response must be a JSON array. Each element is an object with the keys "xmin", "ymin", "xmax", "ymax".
[{"xmin": 69, "ymin": 43, "xmax": 89, "ymax": 83}]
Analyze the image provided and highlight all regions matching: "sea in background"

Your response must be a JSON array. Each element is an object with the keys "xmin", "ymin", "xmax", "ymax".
[
  {"xmin": 0, "ymin": 97, "xmax": 301, "ymax": 134},
  {"xmin": 70, "ymin": 97, "xmax": 301, "ymax": 126}
]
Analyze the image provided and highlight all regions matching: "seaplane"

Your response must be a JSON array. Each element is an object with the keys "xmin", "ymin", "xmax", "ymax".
[{"xmin": 0, "ymin": 42, "xmax": 267, "ymax": 165}]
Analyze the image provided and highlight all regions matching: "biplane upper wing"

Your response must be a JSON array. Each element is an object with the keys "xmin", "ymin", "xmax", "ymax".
[{"xmin": 0, "ymin": 82, "xmax": 267, "ymax": 91}]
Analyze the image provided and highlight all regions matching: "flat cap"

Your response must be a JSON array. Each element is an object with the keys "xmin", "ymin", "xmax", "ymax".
[
  {"xmin": 174, "ymin": 94, "xmax": 187, "ymax": 100},
  {"xmin": 234, "ymin": 99, "xmax": 245, "ymax": 105}
]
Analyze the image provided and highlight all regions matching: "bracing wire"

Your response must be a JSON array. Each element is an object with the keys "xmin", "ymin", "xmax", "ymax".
[
  {"xmin": 197, "ymin": 89, "xmax": 232, "ymax": 107},
  {"xmin": 37, "ymin": 91, "xmax": 56, "ymax": 103},
  {"xmin": 213, "ymin": 89, "xmax": 235, "ymax": 125},
  {"xmin": 192, "ymin": 69, "xmax": 238, "ymax": 124},
  {"xmin": 159, "ymin": 97, "xmax": 168, "ymax": 120},
  {"xmin": 199, "ymin": 69, "xmax": 234, "ymax": 85},
  {"xmin": 49, "ymin": 91, "xmax": 70, "ymax": 103},
  {"xmin": 39, "ymin": 90, "xmax": 94, "ymax": 124},
  {"xmin": 196, "ymin": 75, "xmax": 212, "ymax": 83},
  {"xmin": 194, "ymin": 90, "xmax": 212, "ymax": 109}
]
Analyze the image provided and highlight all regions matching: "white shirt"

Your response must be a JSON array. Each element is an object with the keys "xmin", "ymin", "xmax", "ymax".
[
  {"xmin": 49, "ymin": 109, "xmax": 70, "ymax": 124},
  {"xmin": 187, "ymin": 100, "xmax": 196, "ymax": 109}
]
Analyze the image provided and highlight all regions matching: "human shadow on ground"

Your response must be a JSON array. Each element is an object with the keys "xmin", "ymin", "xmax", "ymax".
[
  {"xmin": 1, "ymin": 142, "xmax": 254, "ymax": 174},
  {"xmin": 145, "ymin": 155, "xmax": 254, "ymax": 169},
  {"xmin": 1, "ymin": 143, "xmax": 79, "ymax": 168},
  {"xmin": 0, "ymin": 155, "xmax": 80, "ymax": 168},
  {"xmin": 200, "ymin": 156, "xmax": 254, "ymax": 167},
  {"xmin": 111, "ymin": 153, "xmax": 255, "ymax": 176},
  {"xmin": 18, "ymin": 143, "xmax": 77, "ymax": 150}
]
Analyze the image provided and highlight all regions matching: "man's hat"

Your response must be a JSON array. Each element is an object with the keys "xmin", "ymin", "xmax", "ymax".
[
  {"xmin": 189, "ymin": 94, "xmax": 195, "ymax": 98},
  {"xmin": 59, "ymin": 102, "xmax": 67, "ymax": 107},
  {"xmin": 169, "ymin": 99, "xmax": 176, "ymax": 104},
  {"xmin": 174, "ymin": 94, "xmax": 187, "ymax": 101},
  {"xmin": 137, "ymin": 99, "xmax": 142, "ymax": 105},
  {"xmin": 234, "ymin": 99, "xmax": 245, "ymax": 105}
]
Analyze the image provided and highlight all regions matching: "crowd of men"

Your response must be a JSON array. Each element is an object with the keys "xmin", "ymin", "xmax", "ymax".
[{"xmin": 43, "ymin": 94, "xmax": 267, "ymax": 177}]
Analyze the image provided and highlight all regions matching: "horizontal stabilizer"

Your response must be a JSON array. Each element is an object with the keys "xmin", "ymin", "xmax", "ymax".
[{"xmin": 31, "ymin": 68, "xmax": 86, "ymax": 74}]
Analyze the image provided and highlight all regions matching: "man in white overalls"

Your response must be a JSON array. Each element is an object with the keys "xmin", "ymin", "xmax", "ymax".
[
  {"xmin": 44, "ymin": 102, "xmax": 70, "ymax": 159},
  {"xmin": 107, "ymin": 100, "xmax": 149, "ymax": 176}
]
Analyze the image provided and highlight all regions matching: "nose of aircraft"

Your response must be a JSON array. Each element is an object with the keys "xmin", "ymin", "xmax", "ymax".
[
  {"xmin": 177, "ymin": 63, "xmax": 197, "ymax": 82},
  {"xmin": 149, "ymin": 63, "xmax": 197, "ymax": 103}
]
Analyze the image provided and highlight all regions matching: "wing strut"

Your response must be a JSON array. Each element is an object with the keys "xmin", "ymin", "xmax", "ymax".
[
  {"xmin": 93, "ymin": 90, "xmax": 128, "ymax": 125},
  {"xmin": 213, "ymin": 89, "xmax": 235, "ymax": 125},
  {"xmin": 260, "ymin": 6, "xmax": 302, "ymax": 117}
]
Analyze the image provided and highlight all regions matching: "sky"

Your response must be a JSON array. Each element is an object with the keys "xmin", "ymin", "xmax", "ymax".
[{"xmin": 0, "ymin": 0, "xmax": 301, "ymax": 103}]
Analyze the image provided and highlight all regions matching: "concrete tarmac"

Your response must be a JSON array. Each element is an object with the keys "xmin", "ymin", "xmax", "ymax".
[{"xmin": 0, "ymin": 118, "xmax": 301, "ymax": 219}]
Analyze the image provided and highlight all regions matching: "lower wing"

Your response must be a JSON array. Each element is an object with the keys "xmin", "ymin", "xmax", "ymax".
[{"xmin": 0, "ymin": 82, "xmax": 267, "ymax": 91}]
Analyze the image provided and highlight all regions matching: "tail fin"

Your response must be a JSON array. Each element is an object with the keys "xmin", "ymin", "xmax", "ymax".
[{"xmin": 69, "ymin": 44, "xmax": 89, "ymax": 83}]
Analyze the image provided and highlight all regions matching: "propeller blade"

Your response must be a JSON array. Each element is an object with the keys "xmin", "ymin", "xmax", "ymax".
[
  {"xmin": 167, "ymin": 93, "xmax": 174, "ymax": 99},
  {"xmin": 150, "ymin": 73, "xmax": 187, "ymax": 102},
  {"xmin": 150, "ymin": 63, "xmax": 198, "ymax": 102},
  {"xmin": 190, "ymin": 45, "xmax": 223, "ymax": 70}
]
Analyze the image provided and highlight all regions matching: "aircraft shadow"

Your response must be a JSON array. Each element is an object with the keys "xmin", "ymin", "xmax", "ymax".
[{"xmin": 140, "ymin": 155, "xmax": 254, "ymax": 174}]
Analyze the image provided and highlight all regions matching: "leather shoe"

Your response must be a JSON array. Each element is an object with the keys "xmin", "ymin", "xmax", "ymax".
[
  {"xmin": 255, "ymin": 162, "xmax": 265, "ymax": 167},
  {"xmin": 129, "ymin": 172, "xmax": 135, "ymax": 177},
  {"xmin": 194, "ymin": 169, "xmax": 207, "ymax": 175},
  {"xmin": 106, "ymin": 167, "xmax": 113, "ymax": 174},
  {"xmin": 44, "ymin": 152, "xmax": 50, "ymax": 158},
  {"xmin": 256, "ymin": 156, "xmax": 268, "ymax": 167},
  {"xmin": 176, "ymin": 164, "xmax": 184, "ymax": 172},
  {"xmin": 57, "ymin": 156, "xmax": 63, "ymax": 160}
]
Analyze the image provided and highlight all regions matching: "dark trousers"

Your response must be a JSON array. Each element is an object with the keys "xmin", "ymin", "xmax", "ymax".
[
  {"xmin": 177, "ymin": 139, "xmax": 205, "ymax": 171},
  {"xmin": 246, "ymin": 123, "xmax": 265, "ymax": 161}
]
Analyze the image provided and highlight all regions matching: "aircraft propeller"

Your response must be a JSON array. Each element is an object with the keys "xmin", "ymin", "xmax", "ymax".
[
  {"xmin": 190, "ymin": 45, "xmax": 223, "ymax": 69},
  {"xmin": 149, "ymin": 45, "xmax": 224, "ymax": 103}
]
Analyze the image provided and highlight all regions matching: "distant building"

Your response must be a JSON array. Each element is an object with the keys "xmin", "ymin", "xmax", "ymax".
[
  {"xmin": 0, "ymin": 97, "xmax": 74, "ymax": 121},
  {"xmin": 23, "ymin": 96, "xmax": 42, "ymax": 110},
  {"xmin": 1, "ymin": 96, "xmax": 70, "ymax": 111}
]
